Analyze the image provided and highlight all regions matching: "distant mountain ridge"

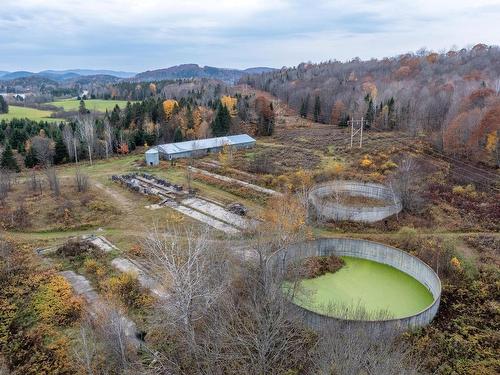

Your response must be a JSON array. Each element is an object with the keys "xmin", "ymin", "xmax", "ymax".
[
  {"xmin": 0, "ymin": 65, "xmax": 276, "ymax": 84},
  {"xmin": 0, "ymin": 69, "xmax": 136, "ymax": 81},
  {"xmin": 133, "ymin": 64, "xmax": 276, "ymax": 83}
]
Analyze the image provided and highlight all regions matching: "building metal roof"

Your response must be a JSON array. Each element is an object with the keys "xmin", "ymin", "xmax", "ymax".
[{"xmin": 156, "ymin": 134, "xmax": 255, "ymax": 155}]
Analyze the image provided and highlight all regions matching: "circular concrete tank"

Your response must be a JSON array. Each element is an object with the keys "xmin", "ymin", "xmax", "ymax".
[
  {"xmin": 309, "ymin": 181, "xmax": 402, "ymax": 223},
  {"xmin": 274, "ymin": 238, "xmax": 441, "ymax": 334}
]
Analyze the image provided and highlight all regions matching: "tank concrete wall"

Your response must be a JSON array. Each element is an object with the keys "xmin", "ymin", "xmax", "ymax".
[
  {"xmin": 309, "ymin": 181, "xmax": 402, "ymax": 223},
  {"xmin": 275, "ymin": 238, "xmax": 441, "ymax": 334}
]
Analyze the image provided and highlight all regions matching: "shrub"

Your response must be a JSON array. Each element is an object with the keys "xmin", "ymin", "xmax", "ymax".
[
  {"xmin": 11, "ymin": 204, "xmax": 31, "ymax": 229},
  {"xmin": 380, "ymin": 160, "xmax": 398, "ymax": 171},
  {"xmin": 360, "ymin": 155, "xmax": 373, "ymax": 168},
  {"xmin": 261, "ymin": 174, "xmax": 275, "ymax": 187},
  {"xmin": 301, "ymin": 255, "xmax": 345, "ymax": 278},
  {"xmin": 56, "ymin": 239, "xmax": 102, "ymax": 259},
  {"xmin": 397, "ymin": 226, "xmax": 420, "ymax": 250},
  {"xmin": 452, "ymin": 184, "xmax": 478, "ymax": 198},
  {"xmin": 33, "ymin": 275, "xmax": 82, "ymax": 325},
  {"xmin": 82, "ymin": 258, "xmax": 106, "ymax": 278},
  {"xmin": 88, "ymin": 200, "xmax": 118, "ymax": 214},
  {"xmin": 102, "ymin": 272, "xmax": 150, "ymax": 309}
]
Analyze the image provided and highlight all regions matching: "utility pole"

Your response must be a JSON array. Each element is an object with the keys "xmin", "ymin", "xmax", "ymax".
[{"xmin": 348, "ymin": 117, "xmax": 367, "ymax": 149}]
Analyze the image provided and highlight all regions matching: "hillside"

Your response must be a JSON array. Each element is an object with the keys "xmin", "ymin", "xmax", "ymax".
[
  {"xmin": 243, "ymin": 44, "xmax": 500, "ymax": 167},
  {"xmin": 134, "ymin": 64, "xmax": 276, "ymax": 83}
]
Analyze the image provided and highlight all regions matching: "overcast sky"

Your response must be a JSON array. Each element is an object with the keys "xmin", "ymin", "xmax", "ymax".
[{"xmin": 1, "ymin": 0, "xmax": 500, "ymax": 72}]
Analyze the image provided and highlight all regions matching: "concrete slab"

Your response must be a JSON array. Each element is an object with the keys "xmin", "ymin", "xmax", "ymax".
[
  {"xmin": 172, "ymin": 204, "xmax": 240, "ymax": 235},
  {"xmin": 60, "ymin": 270, "xmax": 141, "ymax": 347},
  {"xmin": 182, "ymin": 197, "xmax": 257, "ymax": 229}
]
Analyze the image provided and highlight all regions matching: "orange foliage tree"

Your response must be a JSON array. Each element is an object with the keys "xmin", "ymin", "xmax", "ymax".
[
  {"xmin": 261, "ymin": 194, "xmax": 308, "ymax": 251},
  {"xmin": 162, "ymin": 99, "xmax": 178, "ymax": 121},
  {"xmin": 330, "ymin": 100, "xmax": 345, "ymax": 125}
]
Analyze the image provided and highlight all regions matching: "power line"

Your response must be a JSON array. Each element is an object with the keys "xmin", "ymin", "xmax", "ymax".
[{"xmin": 366, "ymin": 124, "xmax": 500, "ymax": 190}]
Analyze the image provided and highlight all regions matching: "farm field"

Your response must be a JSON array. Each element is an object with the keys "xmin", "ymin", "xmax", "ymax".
[
  {"xmin": 0, "ymin": 105, "xmax": 64, "ymax": 122},
  {"xmin": 49, "ymin": 99, "xmax": 134, "ymax": 112}
]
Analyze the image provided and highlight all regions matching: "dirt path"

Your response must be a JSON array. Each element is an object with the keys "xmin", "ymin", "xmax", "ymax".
[{"xmin": 94, "ymin": 181, "xmax": 134, "ymax": 211}]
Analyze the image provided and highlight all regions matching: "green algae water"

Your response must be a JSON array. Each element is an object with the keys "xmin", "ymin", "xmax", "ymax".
[{"xmin": 290, "ymin": 256, "xmax": 434, "ymax": 319}]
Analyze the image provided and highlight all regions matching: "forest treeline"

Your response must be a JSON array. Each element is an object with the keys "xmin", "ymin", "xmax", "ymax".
[
  {"xmin": 0, "ymin": 91, "xmax": 275, "ymax": 170},
  {"xmin": 243, "ymin": 44, "xmax": 500, "ymax": 167}
]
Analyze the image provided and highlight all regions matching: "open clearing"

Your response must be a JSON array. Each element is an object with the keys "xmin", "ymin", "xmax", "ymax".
[
  {"xmin": 49, "ymin": 99, "xmax": 134, "ymax": 112},
  {"xmin": 0, "ymin": 105, "xmax": 64, "ymax": 122}
]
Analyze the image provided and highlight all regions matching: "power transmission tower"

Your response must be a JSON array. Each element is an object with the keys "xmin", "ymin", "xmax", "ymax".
[{"xmin": 348, "ymin": 117, "xmax": 367, "ymax": 148}]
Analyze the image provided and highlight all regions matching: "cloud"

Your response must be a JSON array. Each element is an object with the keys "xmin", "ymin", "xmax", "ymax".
[{"xmin": 0, "ymin": 0, "xmax": 499, "ymax": 71}]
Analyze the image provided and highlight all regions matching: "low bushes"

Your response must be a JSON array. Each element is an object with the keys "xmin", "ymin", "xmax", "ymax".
[
  {"xmin": 0, "ymin": 239, "xmax": 80, "ymax": 374},
  {"xmin": 300, "ymin": 255, "xmax": 345, "ymax": 279},
  {"xmin": 33, "ymin": 275, "xmax": 82, "ymax": 325},
  {"xmin": 101, "ymin": 272, "xmax": 153, "ymax": 310},
  {"xmin": 56, "ymin": 239, "xmax": 102, "ymax": 259},
  {"xmin": 192, "ymin": 172, "xmax": 268, "ymax": 203}
]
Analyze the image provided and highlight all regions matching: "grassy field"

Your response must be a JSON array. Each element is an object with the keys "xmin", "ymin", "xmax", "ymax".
[
  {"xmin": 0, "ymin": 105, "xmax": 64, "ymax": 122},
  {"xmin": 49, "ymin": 99, "xmax": 134, "ymax": 112}
]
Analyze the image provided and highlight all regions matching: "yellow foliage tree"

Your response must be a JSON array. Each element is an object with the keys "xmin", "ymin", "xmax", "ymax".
[
  {"xmin": 221, "ymin": 95, "xmax": 238, "ymax": 117},
  {"xmin": 149, "ymin": 82, "xmax": 157, "ymax": 96},
  {"xmin": 262, "ymin": 194, "xmax": 307, "ymax": 249},
  {"xmin": 218, "ymin": 143, "xmax": 234, "ymax": 170},
  {"xmin": 485, "ymin": 130, "xmax": 497, "ymax": 153},
  {"xmin": 163, "ymin": 99, "xmax": 178, "ymax": 121}
]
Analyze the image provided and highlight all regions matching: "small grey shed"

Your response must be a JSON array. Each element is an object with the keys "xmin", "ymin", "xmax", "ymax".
[{"xmin": 145, "ymin": 148, "xmax": 160, "ymax": 166}]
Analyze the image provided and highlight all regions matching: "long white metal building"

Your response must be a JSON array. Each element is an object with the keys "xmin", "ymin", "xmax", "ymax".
[{"xmin": 145, "ymin": 134, "xmax": 256, "ymax": 166}]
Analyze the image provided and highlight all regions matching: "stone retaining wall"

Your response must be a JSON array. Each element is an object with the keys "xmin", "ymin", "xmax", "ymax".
[{"xmin": 275, "ymin": 238, "xmax": 441, "ymax": 334}]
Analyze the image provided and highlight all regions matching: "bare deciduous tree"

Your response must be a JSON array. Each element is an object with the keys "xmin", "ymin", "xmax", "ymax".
[
  {"xmin": 143, "ymin": 227, "xmax": 229, "ymax": 339},
  {"xmin": 103, "ymin": 118, "xmax": 113, "ymax": 159},
  {"xmin": 0, "ymin": 169, "xmax": 11, "ymax": 205},
  {"xmin": 78, "ymin": 115, "xmax": 96, "ymax": 165},
  {"xmin": 45, "ymin": 166, "xmax": 60, "ymax": 196},
  {"xmin": 75, "ymin": 168, "xmax": 89, "ymax": 193},
  {"xmin": 62, "ymin": 123, "xmax": 80, "ymax": 163},
  {"xmin": 73, "ymin": 318, "xmax": 99, "ymax": 375},
  {"xmin": 391, "ymin": 156, "xmax": 422, "ymax": 212},
  {"xmin": 26, "ymin": 170, "xmax": 42, "ymax": 195},
  {"xmin": 31, "ymin": 135, "xmax": 54, "ymax": 166},
  {"xmin": 315, "ymin": 324, "xmax": 422, "ymax": 375}
]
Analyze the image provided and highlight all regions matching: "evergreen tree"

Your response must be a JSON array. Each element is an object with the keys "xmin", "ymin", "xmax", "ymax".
[
  {"xmin": 53, "ymin": 136, "xmax": 69, "ymax": 165},
  {"xmin": 110, "ymin": 105, "xmax": 121, "ymax": 128},
  {"xmin": 24, "ymin": 146, "xmax": 38, "ymax": 168},
  {"xmin": 0, "ymin": 96, "xmax": 8, "ymax": 114},
  {"xmin": 365, "ymin": 97, "xmax": 374, "ymax": 128},
  {"xmin": 173, "ymin": 127, "xmax": 183, "ymax": 142},
  {"xmin": 1, "ymin": 143, "xmax": 19, "ymax": 172},
  {"xmin": 78, "ymin": 100, "xmax": 88, "ymax": 115},
  {"xmin": 300, "ymin": 95, "xmax": 309, "ymax": 118},
  {"xmin": 313, "ymin": 95, "xmax": 321, "ymax": 122},
  {"xmin": 186, "ymin": 105, "xmax": 194, "ymax": 130},
  {"xmin": 211, "ymin": 102, "xmax": 231, "ymax": 136}
]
